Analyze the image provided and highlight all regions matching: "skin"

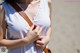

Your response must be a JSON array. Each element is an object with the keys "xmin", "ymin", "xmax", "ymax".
[
  {"xmin": 0, "ymin": 0, "xmax": 52, "ymax": 50},
  {"xmin": 35, "ymin": 0, "xmax": 52, "ymax": 50}
]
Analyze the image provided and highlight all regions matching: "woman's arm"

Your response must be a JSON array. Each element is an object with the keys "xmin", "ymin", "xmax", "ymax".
[
  {"xmin": 0, "ymin": 23, "xmax": 39, "ymax": 50},
  {"xmin": 46, "ymin": 0, "xmax": 52, "ymax": 39},
  {"xmin": 0, "ymin": 5, "xmax": 6, "ymax": 40},
  {"xmin": 0, "ymin": 5, "xmax": 40, "ymax": 49},
  {"xmin": 0, "ymin": 5, "xmax": 26, "ymax": 49},
  {"xmin": 0, "ymin": 11, "xmax": 27, "ymax": 49},
  {"xmin": 0, "ymin": 24, "xmax": 39, "ymax": 50},
  {"xmin": 35, "ymin": 0, "xmax": 52, "ymax": 50}
]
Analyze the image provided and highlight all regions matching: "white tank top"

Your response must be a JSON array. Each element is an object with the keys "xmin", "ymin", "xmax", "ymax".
[{"xmin": 2, "ymin": 0, "xmax": 50, "ymax": 53}]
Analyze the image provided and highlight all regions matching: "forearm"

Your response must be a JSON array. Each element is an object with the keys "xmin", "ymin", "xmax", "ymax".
[
  {"xmin": 47, "ymin": 0, "xmax": 52, "ymax": 38},
  {"xmin": 0, "ymin": 32, "xmax": 38, "ymax": 49},
  {"xmin": 0, "ymin": 38, "xmax": 29, "ymax": 49},
  {"xmin": 0, "ymin": 25, "xmax": 40, "ymax": 49},
  {"xmin": 46, "ymin": 27, "xmax": 52, "ymax": 39},
  {"xmin": 35, "ymin": 27, "xmax": 52, "ymax": 49}
]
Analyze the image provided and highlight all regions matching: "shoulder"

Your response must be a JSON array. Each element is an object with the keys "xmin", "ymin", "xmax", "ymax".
[
  {"xmin": 0, "ymin": 4, "xmax": 4, "ymax": 17},
  {"xmin": 0, "ymin": 4, "xmax": 3, "ymax": 10},
  {"xmin": 0, "ymin": 1, "xmax": 5, "ymax": 11},
  {"xmin": 0, "ymin": 4, "xmax": 4, "ymax": 14}
]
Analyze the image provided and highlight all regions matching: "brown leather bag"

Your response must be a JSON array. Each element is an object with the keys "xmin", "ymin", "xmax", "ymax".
[
  {"xmin": 44, "ymin": 48, "xmax": 51, "ymax": 53},
  {"xmin": 9, "ymin": 2, "xmax": 51, "ymax": 53}
]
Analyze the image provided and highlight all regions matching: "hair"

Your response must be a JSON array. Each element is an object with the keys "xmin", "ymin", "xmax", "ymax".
[{"xmin": 5, "ymin": 0, "xmax": 15, "ymax": 3}]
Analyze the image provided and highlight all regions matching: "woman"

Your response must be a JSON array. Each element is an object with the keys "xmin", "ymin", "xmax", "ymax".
[{"xmin": 0, "ymin": 0, "xmax": 52, "ymax": 53}]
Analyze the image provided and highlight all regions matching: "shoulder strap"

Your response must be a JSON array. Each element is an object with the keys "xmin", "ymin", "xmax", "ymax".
[{"xmin": 9, "ymin": 2, "xmax": 33, "ymax": 27}]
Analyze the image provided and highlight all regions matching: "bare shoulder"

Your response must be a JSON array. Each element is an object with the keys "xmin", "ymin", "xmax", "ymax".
[
  {"xmin": 0, "ymin": 4, "xmax": 3, "ymax": 11},
  {"xmin": 0, "ymin": 4, "xmax": 4, "ymax": 16}
]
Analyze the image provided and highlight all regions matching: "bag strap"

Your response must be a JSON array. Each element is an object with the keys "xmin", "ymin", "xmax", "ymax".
[{"xmin": 9, "ymin": 2, "xmax": 33, "ymax": 27}]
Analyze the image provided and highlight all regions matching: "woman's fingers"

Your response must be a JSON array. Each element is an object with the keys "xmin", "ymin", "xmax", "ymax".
[
  {"xmin": 37, "ymin": 27, "xmax": 42, "ymax": 35},
  {"xmin": 36, "ymin": 40, "xmax": 44, "ymax": 45},
  {"xmin": 31, "ymin": 25, "xmax": 42, "ymax": 35},
  {"xmin": 35, "ymin": 36, "xmax": 46, "ymax": 50},
  {"xmin": 35, "ymin": 41, "xmax": 45, "ymax": 50},
  {"xmin": 32, "ymin": 25, "xmax": 37, "ymax": 30},
  {"xmin": 34, "ymin": 25, "xmax": 40, "ymax": 31},
  {"xmin": 30, "ymin": 25, "xmax": 35, "ymax": 31},
  {"xmin": 35, "ymin": 44, "xmax": 43, "ymax": 50}
]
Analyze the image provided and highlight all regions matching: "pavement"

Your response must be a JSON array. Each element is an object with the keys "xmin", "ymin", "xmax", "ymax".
[{"xmin": 49, "ymin": 0, "xmax": 80, "ymax": 53}]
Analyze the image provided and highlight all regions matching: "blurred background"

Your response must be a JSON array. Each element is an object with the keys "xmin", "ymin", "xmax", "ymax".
[
  {"xmin": 49, "ymin": 0, "xmax": 80, "ymax": 53},
  {"xmin": 0, "ymin": 0, "xmax": 80, "ymax": 53}
]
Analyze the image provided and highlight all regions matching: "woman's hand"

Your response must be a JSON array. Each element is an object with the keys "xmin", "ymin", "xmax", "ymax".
[
  {"xmin": 23, "ymin": 25, "xmax": 41, "ymax": 44},
  {"xmin": 35, "ymin": 35, "xmax": 50, "ymax": 50}
]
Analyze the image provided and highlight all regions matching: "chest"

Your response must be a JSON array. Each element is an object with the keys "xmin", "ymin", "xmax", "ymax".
[{"xmin": 17, "ymin": 0, "xmax": 41, "ymax": 20}]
